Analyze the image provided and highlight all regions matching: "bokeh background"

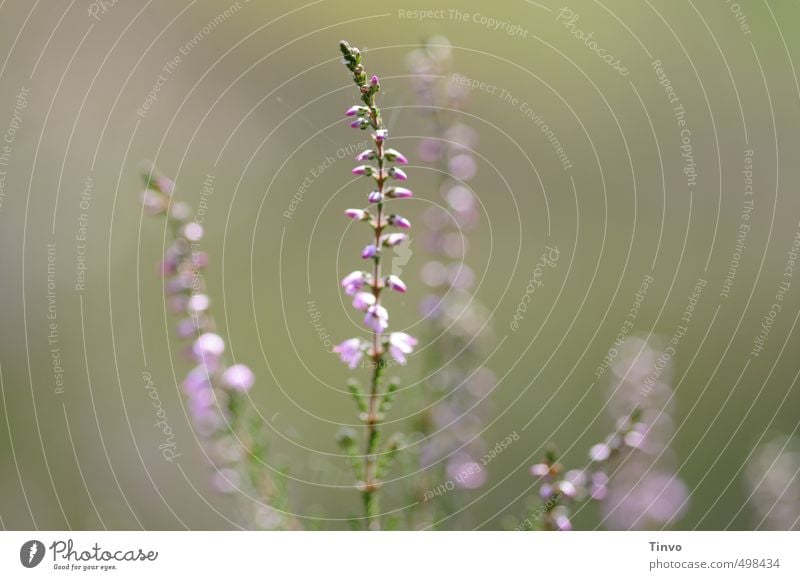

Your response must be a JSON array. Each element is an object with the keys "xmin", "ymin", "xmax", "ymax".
[{"xmin": 1, "ymin": 0, "xmax": 799, "ymax": 530}]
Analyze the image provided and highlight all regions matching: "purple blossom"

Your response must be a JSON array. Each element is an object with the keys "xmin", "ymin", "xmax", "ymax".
[
  {"xmin": 193, "ymin": 332, "xmax": 225, "ymax": 361},
  {"xmin": 384, "ymin": 148, "xmax": 408, "ymax": 164},
  {"xmin": 389, "ymin": 167, "xmax": 408, "ymax": 181},
  {"xmin": 352, "ymin": 165, "xmax": 373, "ymax": 176},
  {"xmin": 222, "ymin": 364, "xmax": 255, "ymax": 391},
  {"xmin": 385, "ymin": 275, "xmax": 406, "ymax": 293},
  {"xmin": 361, "ymin": 244, "xmax": 377, "ymax": 259},
  {"xmin": 387, "ymin": 187, "xmax": 413, "ymax": 199},
  {"xmin": 334, "ymin": 338, "xmax": 364, "ymax": 369},
  {"xmin": 388, "ymin": 332, "xmax": 417, "ymax": 364},
  {"xmin": 341, "ymin": 271, "xmax": 367, "ymax": 295},
  {"xmin": 364, "ymin": 305, "xmax": 388, "ymax": 332},
  {"xmin": 390, "ymin": 214, "xmax": 411, "ymax": 229},
  {"xmin": 382, "ymin": 232, "xmax": 406, "ymax": 247},
  {"xmin": 352, "ymin": 291, "xmax": 376, "ymax": 311},
  {"xmin": 355, "ymin": 150, "xmax": 376, "ymax": 161},
  {"xmin": 345, "ymin": 105, "xmax": 362, "ymax": 117},
  {"xmin": 345, "ymin": 208, "xmax": 368, "ymax": 220}
]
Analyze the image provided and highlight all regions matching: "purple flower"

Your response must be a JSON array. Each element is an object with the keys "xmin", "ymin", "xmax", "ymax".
[
  {"xmin": 389, "ymin": 167, "xmax": 408, "ymax": 181},
  {"xmin": 385, "ymin": 275, "xmax": 407, "ymax": 293},
  {"xmin": 384, "ymin": 148, "xmax": 408, "ymax": 164},
  {"xmin": 530, "ymin": 463, "xmax": 550, "ymax": 477},
  {"xmin": 355, "ymin": 150, "xmax": 376, "ymax": 161},
  {"xmin": 222, "ymin": 364, "xmax": 255, "ymax": 391},
  {"xmin": 382, "ymin": 233, "xmax": 406, "ymax": 247},
  {"xmin": 334, "ymin": 338, "xmax": 365, "ymax": 369},
  {"xmin": 387, "ymin": 187, "xmax": 413, "ymax": 199},
  {"xmin": 375, "ymin": 129, "xmax": 388, "ymax": 142},
  {"xmin": 388, "ymin": 332, "xmax": 417, "ymax": 364},
  {"xmin": 193, "ymin": 333, "xmax": 225, "ymax": 361},
  {"xmin": 350, "ymin": 119, "xmax": 365, "ymax": 129},
  {"xmin": 364, "ymin": 305, "xmax": 389, "ymax": 332},
  {"xmin": 390, "ymin": 214, "xmax": 411, "ymax": 229},
  {"xmin": 370, "ymin": 75, "xmax": 379, "ymax": 86},
  {"xmin": 345, "ymin": 106, "xmax": 362, "ymax": 117},
  {"xmin": 341, "ymin": 271, "xmax": 367, "ymax": 295},
  {"xmin": 361, "ymin": 244, "xmax": 377, "ymax": 259},
  {"xmin": 368, "ymin": 190, "xmax": 383, "ymax": 203},
  {"xmin": 352, "ymin": 165, "xmax": 373, "ymax": 176},
  {"xmin": 352, "ymin": 291, "xmax": 376, "ymax": 311},
  {"xmin": 187, "ymin": 293, "xmax": 210, "ymax": 314},
  {"xmin": 183, "ymin": 222, "xmax": 204, "ymax": 242},
  {"xmin": 345, "ymin": 208, "xmax": 368, "ymax": 220}
]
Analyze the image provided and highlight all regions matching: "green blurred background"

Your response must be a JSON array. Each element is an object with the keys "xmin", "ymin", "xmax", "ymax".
[{"xmin": 0, "ymin": 0, "xmax": 799, "ymax": 530}]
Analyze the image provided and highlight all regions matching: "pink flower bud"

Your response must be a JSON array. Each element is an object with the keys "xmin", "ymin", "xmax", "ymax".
[
  {"xmin": 221, "ymin": 364, "xmax": 255, "ymax": 391},
  {"xmin": 361, "ymin": 244, "xmax": 377, "ymax": 259},
  {"xmin": 370, "ymin": 75, "xmax": 379, "ymax": 86},
  {"xmin": 355, "ymin": 149, "xmax": 376, "ymax": 161},
  {"xmin": 352, "ymin": 165, "xmax": 373, "ymax": 176},
  {"xmin": 345, "ymin": 208, "xmax": 368, "ymax": 220},
  {"xmin": 345, "ymin": 106, "xmax": 361, "ymax": 117},
  {"xmin": 390, "ymin": 215, "xmax": 411, "ymax": 229},
  {"xmin": 384, "ymin": 149, "xmax": 408, "ymax": 164},
  {"xmin": 389, "ymin": 167, "xmax": 408, "ymax": 181},
  {"xmin": 387, "ymin": 187, "xmax": 413, "ymax": 199},
  {"xmin": 374, "ymin": 129, "xmax": 388, "ymax": 142},
  {"xmin": 368, "ymin": 190, "xmax": 383, "ymax": 203},
  {"xmin": 382, "ymin": 233, "xmax": 406, "ymax": 247},
  {"xmin": 352, "ymin": 292, "xmax": 376, "ymax": 311},
  {"xmin": 386, "ymin": 275, "xmax": 407, "ymax": 293}
]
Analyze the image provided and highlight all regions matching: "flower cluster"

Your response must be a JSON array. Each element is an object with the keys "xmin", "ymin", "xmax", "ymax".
[
  {"xmin": 525, "ymin": 336, "xmax": 688, "ymax": 531},
  {"xmin": 746, "ymin": 435, "xmax": 800, "ymax": 530},
  {"xmin": 405, "ymin": 37, "xmax": 496, "ymax": 528},
  {"xmin": 140, "ymin": 165, "xmax": 295, "ymax": 530},
  {"xmin": 333, "ymin": 41, "xmax": 416, "ymax": 530}
]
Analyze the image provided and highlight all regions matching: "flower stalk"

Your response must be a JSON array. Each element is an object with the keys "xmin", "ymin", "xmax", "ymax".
[{"xmin": 334, "ymin": 41, "xmax": 417, "ymax": 530}]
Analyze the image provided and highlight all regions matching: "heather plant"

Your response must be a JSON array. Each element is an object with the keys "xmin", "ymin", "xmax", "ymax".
[
  {"xmin": 746, "ymin": 435, "xmax": 800, "ymax": 530},
  {"xmin": 523, "ymin": 336, "xmax": 687, "ymax": 530},
  {"xmin": 332, "ymin": 41, "xmax": 417, "ymax": 530},
  {"xmin": 405, "ymin": 37, "xmax": 496, "ymax": 528},
  {"xmin": 139, "ymin": 165, "xmax": 297, "ymax": 530}
]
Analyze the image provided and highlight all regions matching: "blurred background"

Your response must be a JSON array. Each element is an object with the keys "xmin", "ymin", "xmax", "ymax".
[{"xmin": 0, "ymin": 0, "xmax": 799, "ymax": 530}]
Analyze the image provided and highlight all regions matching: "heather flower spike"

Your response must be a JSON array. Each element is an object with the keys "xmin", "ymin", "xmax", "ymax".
[
  {"xmin": 334, "ymin": 40, "xmax": 416, "ymax": 530},
  {"xmin": 137, "ymin": 163, "xmax": 297, "ymax": 530}
]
